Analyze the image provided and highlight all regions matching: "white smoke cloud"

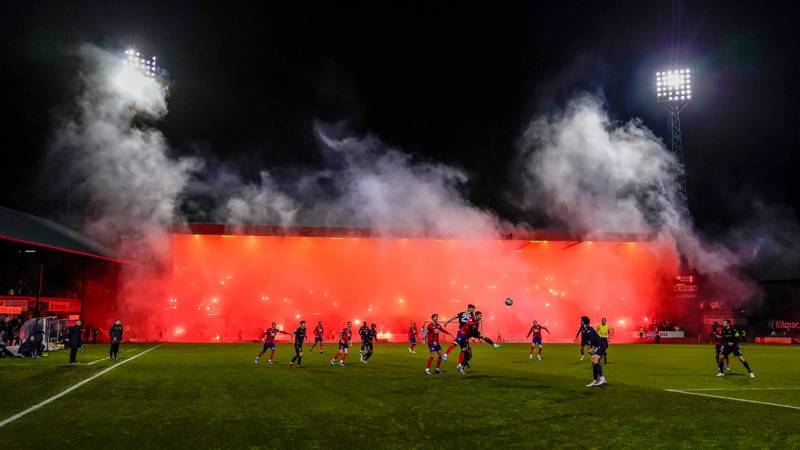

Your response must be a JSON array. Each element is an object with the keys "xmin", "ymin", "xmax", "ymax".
[
  {"xmin": 51, "ymin": 44, "xmax": 199, "ymax": 261},
  {"xmin": 293, "ymin": 122, "xmax": 499, "ymax": 237},
  {"xmin": 517, "ymin": 93, "xmax": 754, "ymax": 301},
  {"xmin": 518, "ymin": 93, "xmax": 683, "ymax": 234},
  {"xmin": 215, "ymin": 170, "xmax": 299, "ymax": 227}
]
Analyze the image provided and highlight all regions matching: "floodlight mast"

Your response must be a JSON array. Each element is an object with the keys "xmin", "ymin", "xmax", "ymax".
[{"xmin": 656, "ymin": 69, "xmax": 691, "ymax": 211}]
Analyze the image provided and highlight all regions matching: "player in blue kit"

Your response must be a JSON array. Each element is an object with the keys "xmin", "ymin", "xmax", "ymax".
[{"xmin": 580, "ymin": 316, "xmax": 608, "ymax": 387}]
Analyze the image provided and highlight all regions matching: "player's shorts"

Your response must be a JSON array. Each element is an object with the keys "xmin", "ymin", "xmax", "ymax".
[
  {"xmin": 428, "ymin": 342, "xmax": 442, "ymax": 352},
  {"xmin": 409, "ymin": 336, "xmax": 417, "ymax": 343},
  {"xmin": 721, "ymin": 344, "xmax": 742, "ymax": 357},
  {"xmin": 262, "ymin": 342, "xmax": 276, "ymax": 351},
  {"xmin": 339, "ymin": 341, "xmax": 350, "ymax": 350},
  {"xmin": 455, "ymin": 333, "xmax": 469, "ymax": 349},
  {"xmin": 531, "ymin": 336, "xmax": 542, "ymax": 345},
  {"xmin": 601, "ymin": 337, "xmax": 609, "ymax": 346},
  {"xmin": 592, "ymin": 345, "xmax": 606, "ymax": 357},
  {"xmin": 294, "ymin": 343, "xmax": 303, "ymax": 353},
  {"xmin": 580, "ymin": 336, "xmax": 589, "ymax": 346},
  {"xmin": 314, "ymin": 337, "xmax": 323, "ymax": 343},
  {"xmin": 714, "ymin": 344, "xmax": 722, "ymax": 355}
]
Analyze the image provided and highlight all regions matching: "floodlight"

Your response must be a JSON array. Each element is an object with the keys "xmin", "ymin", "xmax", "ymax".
[
  {"xmin": 122, "ymin": 49, "xmax": 159, "ymax": 79},
  {"xmin": 656, "ymin": 68, "xmax": 692, "ymax": 103}
]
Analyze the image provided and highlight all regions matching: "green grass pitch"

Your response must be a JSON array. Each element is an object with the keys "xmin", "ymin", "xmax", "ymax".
[{"xmin": 2, "ymin": 342, "xmax": 799, "ymax": 448}]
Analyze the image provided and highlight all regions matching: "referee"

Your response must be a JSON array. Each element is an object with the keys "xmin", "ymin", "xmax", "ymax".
[{"xmin": 597, "ymin": 317, "xmax": 612, "ymax": 364}]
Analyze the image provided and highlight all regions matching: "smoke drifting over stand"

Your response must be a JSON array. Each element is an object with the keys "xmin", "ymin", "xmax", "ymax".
[{"xmin": 48, "ymin": 44, "xmax": 765, "ymax": 340}]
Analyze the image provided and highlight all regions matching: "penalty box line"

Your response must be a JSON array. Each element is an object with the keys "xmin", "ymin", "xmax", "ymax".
[
  {"xmin": 665, "ymin": 388, "xmax": 800, "ymax": 411},
  {"xmin": 0, "ymin": 344, "xmax": 161, "ymax": 429}
]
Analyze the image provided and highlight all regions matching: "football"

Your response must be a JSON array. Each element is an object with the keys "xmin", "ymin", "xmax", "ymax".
[{"xmin": 504, "ymin": 297, "xmax": 513, "ymax": 306}]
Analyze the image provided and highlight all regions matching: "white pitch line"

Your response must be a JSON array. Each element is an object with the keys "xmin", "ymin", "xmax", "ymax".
[
  {"xmin": 677, "ymin": 387, "xmax": 800, "ymax": 392},
  {"xmin": 83, "ymin": 357, "xmax": 110, "ymax": 366},
  {"xmin": 665, "ymin": 389, "xmax": 800, "ymax": 411},
  {"xmin": 0, "ymin": 344, "xmax": 161, "ymax": 429}
]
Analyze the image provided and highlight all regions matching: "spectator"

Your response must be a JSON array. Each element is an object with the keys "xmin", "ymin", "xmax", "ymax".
[
  {"xmin": 0, "ymin": 316, "xmax": 7, "ymax": 344},
  {"xmin": 66, "ymin": 320, "xmax": 83, "ymax": 365},
  {"xmin": 92, "ymin": 327, "xmax": 99, "ymax": 344},
  {"xmin": 31, "ymin": 318, "xmax": 44, "ymax": 358},
  {"xmin": 109, "ymin": 319, "xmax": 123, "ymax": 360}
]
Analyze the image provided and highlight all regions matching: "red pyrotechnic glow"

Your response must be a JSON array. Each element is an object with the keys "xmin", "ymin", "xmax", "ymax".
[{"xmin": 128, "ymin": 233, "xmax": 678, "ymax": 342}]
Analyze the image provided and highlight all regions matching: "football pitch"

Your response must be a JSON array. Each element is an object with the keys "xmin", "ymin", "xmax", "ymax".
[{"xmin": 1, "ymin": 342, "xmax": 799, "ymax": 448}]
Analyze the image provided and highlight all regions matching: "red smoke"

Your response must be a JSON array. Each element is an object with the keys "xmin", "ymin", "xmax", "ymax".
[{"xmin": 120, "ymin": 233, "xmax": 678, "ymax": 342}]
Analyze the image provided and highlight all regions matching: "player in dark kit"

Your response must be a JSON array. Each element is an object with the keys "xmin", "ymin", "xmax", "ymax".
[
  {"xmin": 408, "ymin": 322, "xmax": 418, "ymax": 353},
  {"xmin": 109, "ymin": 319, "xmax": 123, "ymax": 360},
  {"xmin": 309, "ymin": 321, "xmax": 325, "ymax": 353},
  {"xmin": 717, "ymin": 320, "xmax": 755, "ymax": 378},
  {"xmin": 361, "ymin": 323, "xmax": 378, "ymax": 363},
  {"xmin": 442, "ymin": 303, "xmax": 476, "ymax": 361},
  {"xmin": 526, "ymin": 320, "xmax": 550, "ymax": 361},
  {"xmin": 289, "ymin": 321, "xmax": 307, "ymax": 368},
  {"xmin": 455, "ymin": 311, "xmax": 501, "ymax": 374},
  {"xmin": 575, "ymin": 324, "xmax": 590, "ymax": 361},
  {"xmin": 710, "ymin": 322, "xmax": 730, "ymax": 372},
  {"xmin": 254, "ymin": 322, "xmax": 290, "ymax": 364},
  {"xmin": 424, "ymin": 314, "xmax": 452, "ymax": 375},
  {"xmin": 358, "ymin": 322, "xmax": 371, "ymax": 363},
  {"xmin": 331, "ymin": 321, "xmax": 353, "ymax": 367},
  {"xmin": 579, "ymin": 316, "xmax": 608, "ymax": 387}
]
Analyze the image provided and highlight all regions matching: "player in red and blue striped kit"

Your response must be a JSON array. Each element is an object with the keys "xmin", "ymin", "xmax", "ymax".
[
  {"xmin": 254, "ymin": 322, "xmax": 290, "ymax": 364},
  {"xmin": 308, "ymin": 321, "xmax": 325, "ymax": 354},
  {"xmin": 526, "ymin": 320, "xmax": 550, "ymax": 361},
  {"xmin": 330, "ymin": 321, "xmax": 353, "ymax": 367},
  {"xmin": 424, "ymin": 314, "xmax": 452, "ymax": 375}
]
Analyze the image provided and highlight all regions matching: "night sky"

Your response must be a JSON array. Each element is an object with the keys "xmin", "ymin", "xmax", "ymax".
[{"xmin": 1, "ymin": 1, "xmax": 798, "ymax": 233}]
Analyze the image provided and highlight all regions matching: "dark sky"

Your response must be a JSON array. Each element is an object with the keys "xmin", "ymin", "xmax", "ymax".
[{"xmin": 1, "ymin": 1, "xmax": 798, "ymax": 233}]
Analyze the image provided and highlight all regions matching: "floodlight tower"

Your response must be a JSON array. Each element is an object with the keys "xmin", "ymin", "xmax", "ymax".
[{"xmin": 656, "ymin": 68, "xmax": 692, "ymax": 209}]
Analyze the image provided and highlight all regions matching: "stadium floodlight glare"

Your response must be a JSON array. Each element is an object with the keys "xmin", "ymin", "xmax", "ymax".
[
  {"xmin": 656, "ymin": 68, "xmax": 692, "ymax": 103},
  {"xmin": 124, "ymin": 48, "xmax": 158, "ymax": 78}
]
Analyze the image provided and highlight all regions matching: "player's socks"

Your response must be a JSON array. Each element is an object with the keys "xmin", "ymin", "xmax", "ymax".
[
  {"xmin": 458, "ymin": 352, "xmax": 465, "ymax": 366},
  {"xmin": 742, "ymin": 361, "xmax": 752, "ymax": 373},
  {"xmin": 436, "ymin": 356, "xmax": 442, "ymax": 368},
  {"xmin": 426, "ymin": 356, "xmax": 433, "ymax": 368},
  {"xmin": 592, "ymin": 363, "xmax": 598, "ymax": 379},
  {"xmin": 297, "ymin": 357, "xmax": 302, "ymax": 366},
  {"xmin": 269, "ymin": 351, "xmax": 275, "ymax": 360},
  {"xmin": 444, "ymin": 344, "xmax": 455, "ymax": 355},
  {"xmin": 597, "ymin": 364, "xmax": 604, "ymax": 378},
  {"xmin": 717, "ymin": 359, "xmax": 725, "ymax": 374},
  {"xmin": 341, "ymin": 353, "xmax": 348, "ymax": 361}
]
